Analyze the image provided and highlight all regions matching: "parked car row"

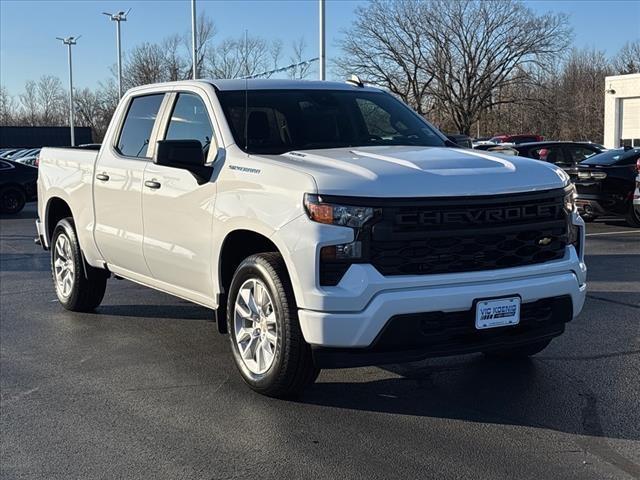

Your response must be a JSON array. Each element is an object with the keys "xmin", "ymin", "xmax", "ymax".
[
  {"xmin": 0, "ymin": 147, "xmax": 41, "ymax": 167},
  {"xmin": 0, "ymin": 158, "xmax": 38, "ymax": 214},
  {"xmin": 472, "ymin": 139, "xmax": 638, "ymax": 227},
  {"xmin": 0, "ymin": 147, "xmax": 40, "ymax": 214}
]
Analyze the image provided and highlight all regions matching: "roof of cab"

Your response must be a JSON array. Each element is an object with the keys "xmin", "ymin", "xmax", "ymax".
[
  {"xmin": 206, "ymin": 78, "xmax": 380, "ymax": 92},
  {"xmin": 126, "ymin": 78, "xmax": 382, "ymax": 95}
]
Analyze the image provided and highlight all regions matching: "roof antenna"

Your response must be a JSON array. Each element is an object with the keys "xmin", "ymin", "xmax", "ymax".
[{"xmin": 244, "ymin": 29, "xmax": 249, "ymax": 152}]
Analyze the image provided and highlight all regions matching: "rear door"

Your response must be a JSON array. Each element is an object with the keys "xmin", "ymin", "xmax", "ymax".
[
  {"xmin": 93, "ymin": 93, "xmax": 168, "ymax": 276},
  {"xmin": 141, "ymin": 89, "xmax": 218, "ymax": 299}
]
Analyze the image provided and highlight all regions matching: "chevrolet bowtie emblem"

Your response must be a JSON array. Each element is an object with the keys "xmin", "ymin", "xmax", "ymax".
[{"xmin": 538, "ymin": 237, "xmax": 553, "ymax": 246}]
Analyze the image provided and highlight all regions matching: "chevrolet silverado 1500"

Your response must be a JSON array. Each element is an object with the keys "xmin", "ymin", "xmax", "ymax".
[{"xmin": 36, "ymin": 79, "xmax": 587, "ymax": 397}]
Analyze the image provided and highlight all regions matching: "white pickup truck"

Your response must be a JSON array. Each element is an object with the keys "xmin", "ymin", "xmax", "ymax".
[{"xmin": 37, "ymin": 79, "xmax": 587, "ymax": 397}]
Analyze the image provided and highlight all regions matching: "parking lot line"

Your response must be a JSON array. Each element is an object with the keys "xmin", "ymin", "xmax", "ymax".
[{"xmin": 585, "ymin": 230, "xmax": 640, "ymax": 237}]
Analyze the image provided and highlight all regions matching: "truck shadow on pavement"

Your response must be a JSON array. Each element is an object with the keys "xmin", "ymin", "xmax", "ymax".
[
  {"xmin": 300, "ymin": 356, "xmax": 639, "ymax": 444},
  {"xmin": 94, "ymin": 303, "xmax": 212, "ymax": 321}
]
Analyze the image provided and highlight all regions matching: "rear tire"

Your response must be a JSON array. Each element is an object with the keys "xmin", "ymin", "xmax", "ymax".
[
  {"xmin": 51, "ymin": 218, "xmax": 108, "ymax": 312},
  {"xmin": 625, "ymin": 203, "xmax": 640, "ymax": 228},
  {"xmin": 0, "ymin": 186, "xmax": 26, "ymax": 214},
  {"xmin": 483, "ymin": 339, "xmax": 551, "ymax": 359},
  {"xmin": 227, "ymin": 252, "xmax": 319, "ymax": 398},
  {"xmin": 581, "ymin": 214, "xmax": 597, "ymax": 223}
]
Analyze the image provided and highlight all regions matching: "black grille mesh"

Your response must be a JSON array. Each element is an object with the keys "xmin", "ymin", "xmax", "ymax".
[{"xmin": 369, "ymin": 189, "xmax": 568, "ymax": 277}]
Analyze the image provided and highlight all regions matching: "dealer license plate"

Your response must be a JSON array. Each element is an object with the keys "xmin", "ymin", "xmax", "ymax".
[{"xmin": 475, "ymin": 296, "xmax": 521, "ymax": 330}]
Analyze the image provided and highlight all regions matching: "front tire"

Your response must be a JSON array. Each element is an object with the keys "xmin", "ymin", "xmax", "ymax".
[
  {"xmin": 227, "ymin": 253, "xmax": 319, "ymax": 398},
  {"xmin": 51, "ymin": 218, "xmax": 108, "ymax": 312},
  {"xmin": 483, "ymin": 339, "xmax": 551, "ymax": 359},
  {"xmin": 0, "ymin": 186, "xmax": 26, "ymax": 214}
]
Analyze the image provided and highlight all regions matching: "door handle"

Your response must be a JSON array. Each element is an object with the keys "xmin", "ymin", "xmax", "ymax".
[
  {"xmin": 144, "ymin": 180, "xmax": 161, "ymax": 190},
  {"xmin": 96, "ymin": 173, "xmax": 110, "ymax": 182}
]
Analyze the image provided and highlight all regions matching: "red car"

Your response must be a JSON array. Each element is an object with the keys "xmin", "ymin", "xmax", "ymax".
[{"xmin": 490, "ymin": 134, "xmax": 544, "ymax": 145}]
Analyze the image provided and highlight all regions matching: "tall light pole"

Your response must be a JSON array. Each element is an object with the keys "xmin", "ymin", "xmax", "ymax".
[
  {"xmin": 191, "ymin": 0, "xmax": 198, "ymax": 79},
  {"xmin": 103, "ymin": 9, "xmax": 131, "ymax": 99},
  {"xmin": 56, "ymin": 36, "xmax": 80, "ymax": 146},
  {"xmin": 319, "ymin": 0, "xmax": 325, "ymax": 80}
]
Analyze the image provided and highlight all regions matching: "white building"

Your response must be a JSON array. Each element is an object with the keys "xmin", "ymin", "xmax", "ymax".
[{"xmin": 604, "ymin": 73, "xmax": 640, "ymax": 149}]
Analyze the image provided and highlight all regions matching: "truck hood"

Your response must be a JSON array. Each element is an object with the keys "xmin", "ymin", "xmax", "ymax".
[{"xmin": 260, "ymin": 146, "xmax": 569, "ymax": 198}]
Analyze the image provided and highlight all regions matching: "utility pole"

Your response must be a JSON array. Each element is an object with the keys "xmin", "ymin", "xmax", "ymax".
[
  {"xmin": 103, "ymin": 9, "xmax": 131, "ymax": 99},
  {"xmin": 56, "ymin": 36, "xmax": 79, "ymax": 146},
  {"xmin": 319, "ymin": 0, "xmax": 325, "ymax": 80},
  {"xmin": 191, "ymin": 0, "xmax": 198, "ymax": 79}
]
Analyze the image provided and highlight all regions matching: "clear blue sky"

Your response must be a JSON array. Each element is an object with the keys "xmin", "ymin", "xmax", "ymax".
[{"xmin": 1, "ymin": 0, "xmax": 639, "ymax": 95}]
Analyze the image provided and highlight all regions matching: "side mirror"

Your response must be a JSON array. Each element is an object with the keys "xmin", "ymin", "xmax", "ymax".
[{"xmin": 155, "ymin": 139, "xmax": 212, "ymax": 184}]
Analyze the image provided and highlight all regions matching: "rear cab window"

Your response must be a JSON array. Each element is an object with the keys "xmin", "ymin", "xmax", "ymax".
[{"xmin": 116, "ymin": 94, "xmax": 165, "ymax": 158}]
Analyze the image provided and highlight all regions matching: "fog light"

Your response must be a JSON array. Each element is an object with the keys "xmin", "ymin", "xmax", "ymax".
[{"xmin": 321, "ymin": 241, "xmax": 362, "ymax": 260}]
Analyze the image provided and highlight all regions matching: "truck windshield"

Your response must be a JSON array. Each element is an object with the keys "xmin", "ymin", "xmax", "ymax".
[{"xmin": 217, "ymin": 89, "xmax": 446, "ymax": 154}]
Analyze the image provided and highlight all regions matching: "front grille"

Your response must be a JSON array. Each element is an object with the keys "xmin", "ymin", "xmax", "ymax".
[{"xmin": 368, "ymin": 188, "xmax": 569, "ymax": 277}]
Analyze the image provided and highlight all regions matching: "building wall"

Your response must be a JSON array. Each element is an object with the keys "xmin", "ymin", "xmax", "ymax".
[{"xmin": 603, "ymin": 73, "xmax": 640, "ymax": 149}]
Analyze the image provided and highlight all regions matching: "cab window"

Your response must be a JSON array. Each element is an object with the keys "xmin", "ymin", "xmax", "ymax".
[
  {"xmin": 567, "ymin": 146, "xmax": 597, "ymax": 163},
  {"xmin": 529, "ymin": 146, "xmax": 567, "ymax": 166},
  {"xmin": 165, "ymin": 93, "xmax": 215, "ymax": 160},
  {"xmin": 117, "ymin": 94, "xmax": 165, "ymax": 158}
]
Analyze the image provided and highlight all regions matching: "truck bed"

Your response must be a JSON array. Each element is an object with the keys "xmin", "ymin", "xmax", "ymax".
[{"xmin": 37, "ymin": 146, "xmax": 101, "ymax": 254}]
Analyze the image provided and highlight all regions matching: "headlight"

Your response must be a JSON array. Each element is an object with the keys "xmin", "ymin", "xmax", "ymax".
[
  {"xmin": 564, "ymin": 184, "xmax": 577, "ymax": 213},
  {"xmin": 303, "ymin": 194, "xmax": 379, "ymax": 228}
]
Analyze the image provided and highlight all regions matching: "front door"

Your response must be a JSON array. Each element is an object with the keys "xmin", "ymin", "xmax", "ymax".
[
  {"xmin": 142, "ymin": 91, "xmax": 217, "ymax": 299},
  {"xmin": 93, "ymin": 93, "xmax": 166, "ymax": 276}
]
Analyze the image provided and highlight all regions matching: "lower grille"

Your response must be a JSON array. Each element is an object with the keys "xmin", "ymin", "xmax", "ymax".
[
  {"xmin": 374, "ymin": 296, "xmax": 572, "ymax": 352},
  {"xmin": 311, "ymin": 296, "xmax": 574, "ymax": 368}
]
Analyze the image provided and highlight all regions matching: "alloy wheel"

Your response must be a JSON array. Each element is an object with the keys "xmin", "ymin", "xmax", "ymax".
[
  {"xmin": 53, "ymin": 233, "xmax": 75, "ymax": 298},
  {"xmin": 233, "ymin": 278, "xmax": 278, "ymax": 374}
]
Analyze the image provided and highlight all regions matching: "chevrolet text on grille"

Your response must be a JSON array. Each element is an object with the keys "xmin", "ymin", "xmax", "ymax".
[{"xmin": 396, "ymin": 204, "xmax": 561, "ymax": 225}]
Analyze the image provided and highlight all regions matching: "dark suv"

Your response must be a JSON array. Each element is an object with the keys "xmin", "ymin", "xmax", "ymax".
[
  {"xmin": 572, "ymin": 148, "xmax": 640, "ymax": 226},
  {"xmin": 513, "ymin": 142, "xmax": 604, "ymax": 169}
]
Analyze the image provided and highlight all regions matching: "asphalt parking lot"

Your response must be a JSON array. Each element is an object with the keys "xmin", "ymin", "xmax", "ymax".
[{"xmin": 1, "ymin": 204, "xmax": 638, "ymax": 480}]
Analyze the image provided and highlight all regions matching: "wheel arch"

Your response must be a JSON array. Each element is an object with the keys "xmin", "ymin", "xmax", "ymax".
[
  {"xmin": 45, "ymin": 196, "xmax": 73, "ymax": 243},
  {"xmin": 216, "ymin": 229, "xmax": 295, "ymax": 334}
]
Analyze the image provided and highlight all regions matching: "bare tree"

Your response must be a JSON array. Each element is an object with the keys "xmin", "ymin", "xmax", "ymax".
[
  {"xmin": 288, "ymin": 37, "xmax": 312, "ymax": 79},
  {"xmin": 0, "ymin": 86, "xmax": 18, "ymax": 125},
  {"xmin": 336, "ymin": 0, "xmax": 435, "ymax": 114},
  {"xmin": 183, "ymin": 13, "xmax": 216, "ymax": 78},
  {"xmin": 557, "ymin": 48, "xmax": 612, "ymax": 141},
  {"xmin": 19, "ymin": 80, "xmax": 40, "ymax": 126},
  {"xmin": 612, "ymin": 40, "xmax": 640, "ymax": 75},
  {"xmin": 270, "ymin": 39, "xmax": 284, "ymax": 73},
  {"xmin": 123, "ymin": 42, "xmax": 169, "ymax": 88},
  {"xmin": 163, "ymin": 34, "xmax": 188, "ymax": 81},
  {"xmin": 206, "ymin": 34, "xmax": 277, "ymax": 78},
  {"xmin": 425, "ymin": 0, "xmax": 572, "ymax": 134},
  {"xmin": 37, "ymin": 75, "xmax": 67, "ymax": 125}
]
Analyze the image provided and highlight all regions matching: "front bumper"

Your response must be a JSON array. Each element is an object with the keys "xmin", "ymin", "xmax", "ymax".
[
  {"xmin": 576, "ymin": 193, "xmax": 627, "ymax": 216},
  {"xmin": 299, "ymin": 264, "xmax": 586, "ymax": 350},
  {"xmin": 277, "ymin": 206, "xmax": 586, "ymax": 364},
  {"xmin": 313, "ymin": 295, "xmax": 573, "ymax": 368}
]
